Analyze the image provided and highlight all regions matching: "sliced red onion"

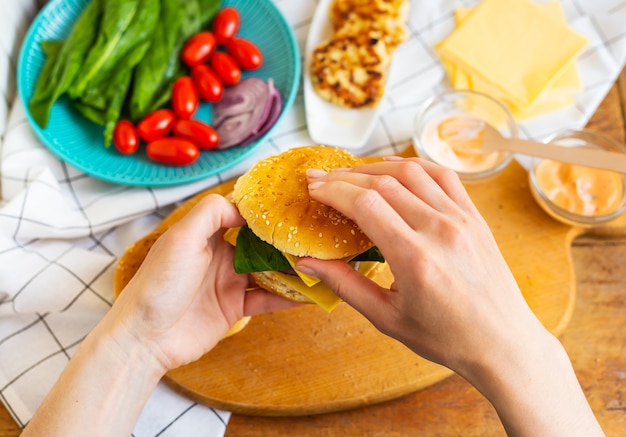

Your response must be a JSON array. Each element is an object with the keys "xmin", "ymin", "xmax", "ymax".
[
  {"xmin": 215, "ymin": 112, "xmax": 257, "ymax": 149},
  {"xmin": 212, "ymin": 77, "xmax": 269, "ymax": 126},
  {"xmin": 240, "ymin": 80, "xmax": 283, "ymax": 146},
  {"xmin": 213, "ymin": 77, "xmax": 270, "ymax": 149},
  {"xmin": 213, "ymin": 77, "xmax": 282, "ymax": 149}
]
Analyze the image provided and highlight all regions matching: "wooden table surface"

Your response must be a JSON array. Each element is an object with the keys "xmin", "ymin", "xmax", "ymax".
[{"xmin": 2, "ymin": 73, "xmax": 626, "ymax": 436}]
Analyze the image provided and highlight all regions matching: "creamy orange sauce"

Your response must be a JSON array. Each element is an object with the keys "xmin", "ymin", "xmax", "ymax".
[
  {"xmin": 438, "ymin": 115, "xmax": 485, "ymax": 151},
  {"xmin": 421, "ymin": 114, "xmax": 502, "ymax": 172},
  {"xmin": 535, "ymin": 159, "xmax": 624, "ymax": 216}
]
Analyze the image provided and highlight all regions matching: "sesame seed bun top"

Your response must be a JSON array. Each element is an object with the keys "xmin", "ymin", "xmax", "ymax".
[{"xmin": 232, "ymin": 145, "xmax": 374, "ymax": 259}]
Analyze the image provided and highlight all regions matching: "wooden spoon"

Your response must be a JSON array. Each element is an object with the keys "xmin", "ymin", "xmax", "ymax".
[{"xmin": 441, "ymin": 118, "xmax": 626, "ymax": 173}]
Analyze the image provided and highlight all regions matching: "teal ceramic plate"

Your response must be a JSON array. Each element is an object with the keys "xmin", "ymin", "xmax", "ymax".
[{"xmin": 18, "ymin": 0, "xmax": 300, "ymax": 186}]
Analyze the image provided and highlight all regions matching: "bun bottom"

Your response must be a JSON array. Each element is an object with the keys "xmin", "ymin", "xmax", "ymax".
[
  {"xmin": 250, "ymin": 263, "xmax": 385, "ymax": 305},
  {"xmin": 251, "ymin": 271, "xmax": 314, "ymax": 303}
]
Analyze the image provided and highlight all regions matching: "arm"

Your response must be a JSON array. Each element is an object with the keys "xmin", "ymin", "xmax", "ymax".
[
  {"xmin": 19, "ymin": 317, "xmax": 163, "ymax": 437},
  {"xmin": 298, "ymin": 157, "xmax": 604, "ymax": 437},
  {"xmin": 22, "ymin": 194, "xmax": 299, "ymax": 437}
]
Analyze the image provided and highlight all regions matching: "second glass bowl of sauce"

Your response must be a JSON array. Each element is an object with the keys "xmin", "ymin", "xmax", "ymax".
[{"xmin": 529, "ymin": 130, "xmax": 626, "ymax": 227}]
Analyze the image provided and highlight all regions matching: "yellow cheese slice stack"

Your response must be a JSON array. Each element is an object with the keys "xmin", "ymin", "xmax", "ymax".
[{"xmin": 436, "ymin": 0, "xmax": 588, "ymax": 120}]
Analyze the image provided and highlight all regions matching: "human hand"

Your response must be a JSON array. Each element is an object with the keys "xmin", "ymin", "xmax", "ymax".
[
  {"xmin": 105, "ymin": 194, "xmax": 300, "ymax": 374},
  {"xmin": 297, "ymin": 157, "xmax": 604, "ymax": 436},
  {"xmin": 297, "ymin": 157, "xmax": 545, "ymax": 373},
  {"xmin": 22, "ymin": 194, "xmax": 302, "ymax": 437}
]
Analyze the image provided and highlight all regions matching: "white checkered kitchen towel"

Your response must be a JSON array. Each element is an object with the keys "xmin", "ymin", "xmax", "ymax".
[{"xmin": 2, "ymin": 0, "xmax": 626, "ymax": 435}]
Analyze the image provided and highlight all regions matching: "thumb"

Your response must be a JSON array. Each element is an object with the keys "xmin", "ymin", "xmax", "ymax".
[{"xmin": 295, "ymin": 258, "xmax": 390, "ymax": 317}]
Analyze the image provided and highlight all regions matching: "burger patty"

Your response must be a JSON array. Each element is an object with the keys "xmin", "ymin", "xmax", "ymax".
[
  {"xmin": 310, "ymin": 0, "xmax": 409, "ymax": 109},
  {"xmin": 329, "ymin": 0, "xmax": 409, "ymax": 50},
  {"xmin": 330, "ymin": 0, "xmax": 408, "ymax": 20},
  {"xmin": 251, "ymin": 271, "xmax": 315, "ymax": 304},
  {"xmin": 310, "ymin": 30, "xmax": 390, "ymax": 108}
]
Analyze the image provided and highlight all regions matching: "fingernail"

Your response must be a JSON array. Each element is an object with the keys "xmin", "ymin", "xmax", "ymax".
[
  {"xmin": 308, "ymin": 181, "xmax": 325, "ymax": 190},
  {"xmin": 383, "ymin": 155, "xmax": 404, "ymax": 161},
  {"xmin": 295, "ymin": 264, "xmax": 318, "ymax": 278},
  {"xmin": 306, "ymin": 168, "xmax": 327, "ymax": 179}
]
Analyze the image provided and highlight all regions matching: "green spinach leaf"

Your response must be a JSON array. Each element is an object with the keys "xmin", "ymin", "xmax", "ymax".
[
  {"xmin": 39, "ymin": 40, "xmax": 63, "ymax": 58},
  {"xmin": 351, "ymin": 246, "xmax": 385, "ymax": 263},
  {"xmin": 196, "ymin": 0, "xmax": 223, "ymax": 29},
  {"xmin": 73, "ymin": 40, "xmax": 151, "ymax": 145},
  {"xmin": 28, "ymin": 0, "xmax": 102, "ymax": 128},
  {"xmin": 68, "ymin": 0, "xmax": 158, "ymax": 99},
  {"xmin": 233, "ymin": 225, "xmax": 291, "ymax": 274},
  {"xmin": 129, "ymin": 0, "xmax": 222, "ymax": 120},
  {"xmin": 71, "ymin": 0, "xmax": 159, "ymax": 145},
  {"xmin": 233, "ymin": 225, "xmax": 385, "ymax": 274}
]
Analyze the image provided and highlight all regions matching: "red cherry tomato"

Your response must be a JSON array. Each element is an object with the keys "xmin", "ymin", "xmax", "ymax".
[
  {"xmin": 113, "ymin": 120, "xmax": 139, "ymax": 155},
  {"xmin": 172, "ymin": 76, "xmax": 199, "ymax": 120},
  {"xmin": 181, "ymin": 31, "xmax": 217, "ymax": 67},
  {"xmin": 146, "ymin": 137, "xmax": 200, "ymax": 166},
  {"xmin": 210, "ymin": 52, "xmax": 241, "ymax": 86},
  {"xmin": 191, "ymin": 64, "xmax": 224, "ymax": 102},
  {"xmin": 137, "ymin": 109, "xmax": 175, "ymax": 142},
  {"xmin": 172, "ymin": 119, "xmax": 220, "ymax": 150},
  {"xmin": 213, "ymin": 6, "xmax": 240, "ymax": 45},
  {"xmin": 226, "ymin": 37, "xmax": 263, "ymax": 70},
  {"xmin": 112, "ymin": 120, "xmax": 139, "ymax": 155}
]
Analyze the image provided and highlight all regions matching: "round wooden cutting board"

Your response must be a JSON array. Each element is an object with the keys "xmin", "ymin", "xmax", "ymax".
[{"xmin": 114, "ymin": 153, "xmax": 579, "ymax": 416}]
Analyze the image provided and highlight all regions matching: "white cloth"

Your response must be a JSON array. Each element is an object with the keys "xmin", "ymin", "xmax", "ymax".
[{"xmin": 1, "ymin": 0, "xmax": 626, "ymax": 435}]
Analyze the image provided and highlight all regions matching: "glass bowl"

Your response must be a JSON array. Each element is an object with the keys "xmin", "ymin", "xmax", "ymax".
[
  {"xmin": 528, "ymin": 130, "xmax": 626, "ymax": 227},
  {"xmin": 413, "ymin": 89, "xmax": 517, "ymax": 182}
]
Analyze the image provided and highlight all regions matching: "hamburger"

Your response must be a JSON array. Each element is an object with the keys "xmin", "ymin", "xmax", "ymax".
[{"xmin": 223, "ymin": 145, "xmax": 384, "ymax": 312}]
